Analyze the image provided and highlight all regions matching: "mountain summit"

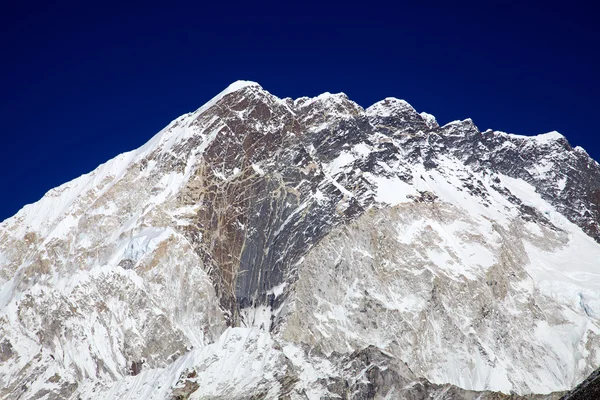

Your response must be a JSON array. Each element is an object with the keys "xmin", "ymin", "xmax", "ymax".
[{"xmin": 1, "ymin": 82, "xmax": 599, "ymax": 399}]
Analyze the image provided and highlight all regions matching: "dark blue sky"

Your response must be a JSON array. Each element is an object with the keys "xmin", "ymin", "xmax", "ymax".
[{"xmin": 1, "ymin": 1, "xmax": 598, "ymax": 222}]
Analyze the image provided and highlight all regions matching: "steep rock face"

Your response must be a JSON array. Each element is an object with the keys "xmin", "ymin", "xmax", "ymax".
[
  {"xmin": 0, "ymin": 81, "xmax": 599, "ymax": 399},
  {"xmin": 560, "ymin": 367, "xmax": 600, "ymax": 400}
]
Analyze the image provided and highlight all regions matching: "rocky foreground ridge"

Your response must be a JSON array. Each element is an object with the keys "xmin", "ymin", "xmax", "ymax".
[
  {"xmin": 560, "ymin": 366, "xmax": 600, "ymax": 400},
  {"xmin": 1, "ymin": 81, "xmax": 599, "ymax": 399}
]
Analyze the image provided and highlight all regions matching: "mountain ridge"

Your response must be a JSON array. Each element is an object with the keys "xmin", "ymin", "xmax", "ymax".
[
  {"xmin": 0, "ymin": 79, "xmax": 586, "ymax": 227},
  {"xmin": 1, "ymin": 81, "xmax": 599, "ymax": 399}
]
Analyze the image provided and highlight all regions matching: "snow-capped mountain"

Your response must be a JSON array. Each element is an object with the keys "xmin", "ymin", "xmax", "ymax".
[{"xmin": 1, "ymin": 81, "xmax": 599, "ymax": 399}]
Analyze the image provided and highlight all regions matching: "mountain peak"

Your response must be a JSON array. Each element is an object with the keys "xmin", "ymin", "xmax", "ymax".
[
  {"xmin": 366, "ymin": 97, "xmax": 417, "ymax": 117},
  {"xmin": 223, "ymin": 80, "xmax": 262, "ymax": 93},
  {"xmin": 440, "ymin": 118, "xmax": 479, "ymax": 135},
  {"xmin": 192, "ymin": 80, "xmax": 263, "ymax": 115}
]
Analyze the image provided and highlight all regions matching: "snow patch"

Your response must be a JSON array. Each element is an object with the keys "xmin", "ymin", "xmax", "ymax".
[{"xmin": 364, "ymin": 173, "xmax": 415, "ymax": 205}]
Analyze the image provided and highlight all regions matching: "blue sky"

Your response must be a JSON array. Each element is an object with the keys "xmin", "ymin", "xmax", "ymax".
[{"xmin": 1, "ymin": 1, "xmax": 598, "ymax": 221}]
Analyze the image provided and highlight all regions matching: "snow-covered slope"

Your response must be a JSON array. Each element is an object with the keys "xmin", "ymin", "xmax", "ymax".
[{"xmin": 0, "ymin": 81, "xmax": 599, "ymax": 399}]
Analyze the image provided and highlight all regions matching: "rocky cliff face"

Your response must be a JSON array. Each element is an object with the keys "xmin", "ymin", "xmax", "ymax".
[
  {"xmin": 560, "ymin": 367, "xmax": 600, "ymax": 400},
  {"xmin": 0, "ymin": 81, "xmax": 599, "ymax": 399}
]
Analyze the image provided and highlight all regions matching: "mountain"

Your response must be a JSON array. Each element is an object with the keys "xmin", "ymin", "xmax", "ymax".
[{"xmin": 1, "ymin": 81, "xmax": 599, "ymax": 399}]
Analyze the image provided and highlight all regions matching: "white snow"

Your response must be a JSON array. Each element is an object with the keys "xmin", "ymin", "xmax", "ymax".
[
  {"xmin": 267, "ymin": 281, "xmax": 287, "ymax": 299},
  {"xmin": 251, "ymin": 163, "xmax": 266, "ymax": 176},
  {"xmin": 352, "ymin": 142, "xmax": 372, "ymax": 158},
  {"xmin": 78, "ymin": 328, "xmax": 286, "ymax": 400},
  {"xmin": 506, "ymin": 130, "xmax": 565, "ymax": 144},
  {"xmin": 364, "ymin": 173, "xmax": 416, "ymax": 205},
  {"xmin": 556, "ymin": 176, "xmax": 567, "ymax": 191},
  {"xmin": 312, "ymin": 189, "xmax": 328, "ymax": 205},
  {"xmin": 296, "ymin": 92, "xmax": 349, "ymax": 109},
  {"xmin": 192, "ymin": 80, "xmax": 260, "ymax": 116},
  {"xmin": 323, "ymin": 143, "xmax": 371, "ymax": 177},
  {"xmin": 324, "ymin": 151, "xmax": 355, "ymax": 176},
  {"xmin": 532, "ymin": 131, "xmax": 565, "ymax": 144},
  {"xmin": 420, "ymin": 112, "xmax": 438, "ymax": 128}
]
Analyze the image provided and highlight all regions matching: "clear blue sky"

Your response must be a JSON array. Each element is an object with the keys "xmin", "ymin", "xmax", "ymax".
[{"xmin": 1, "ymin": 1, "xmax": 598, "ymax": 222}]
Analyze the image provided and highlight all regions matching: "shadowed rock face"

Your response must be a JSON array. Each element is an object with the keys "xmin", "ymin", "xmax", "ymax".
[
  {"xmin": 1, "ymin": 82, "xmax": 599, "ymax": 399},
  {"xmin": 560, "ymin": 368, "xmax": 600, "ymax": 400},
  {"xmin": 176, "ymin": 88, "xmax": 373, "ymax": 326}
]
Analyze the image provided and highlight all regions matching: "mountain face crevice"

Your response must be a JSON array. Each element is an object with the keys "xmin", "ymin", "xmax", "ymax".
[{"xmin": 1, "ymin": 81, "xmax": 599, "ymax": 399}]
